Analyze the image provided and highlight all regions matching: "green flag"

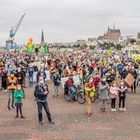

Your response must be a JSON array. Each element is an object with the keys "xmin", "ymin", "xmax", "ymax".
[
  {"xmin": 27, "ymin": 44, "xmax": 35, "ymax": 53},
  {"xmin": 40, "ymin": 44, "xmax": 49, "ymax": 53}
]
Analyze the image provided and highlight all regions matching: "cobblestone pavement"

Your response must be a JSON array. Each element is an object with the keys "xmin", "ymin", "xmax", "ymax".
[{"xmin": 0, "ymin": 82, "xmax": 140, "ymax": 140}]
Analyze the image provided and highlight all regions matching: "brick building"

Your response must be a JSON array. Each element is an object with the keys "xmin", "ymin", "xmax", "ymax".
[{"xmin": 98, "ymin": 25, "xmax": 121, "ymax": 42}]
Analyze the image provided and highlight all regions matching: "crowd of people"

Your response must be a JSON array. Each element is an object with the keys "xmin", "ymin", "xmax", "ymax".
[{"xmin": 0, "ymin": 49, "xmax": 140, "ymax": 124}]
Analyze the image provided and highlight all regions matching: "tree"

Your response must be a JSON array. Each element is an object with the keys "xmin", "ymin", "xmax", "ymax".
[
  {"xmin": 89, "ymin": 45, "xmax": 96, "ymax": 50},
  {"xmin": 115, "ymin": 44, "xmax": 123, "ymax": 50},
  {"xmin": 130, "ymin": 39, "xmax": 136, "ymax": 44}
]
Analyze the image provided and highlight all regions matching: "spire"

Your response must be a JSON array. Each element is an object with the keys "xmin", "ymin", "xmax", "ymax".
[{"xmin": 41, "ymin": 30, "xmax": 44, "ymax": 43}]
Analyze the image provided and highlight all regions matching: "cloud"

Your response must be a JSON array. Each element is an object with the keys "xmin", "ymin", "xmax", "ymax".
[{"xmin": 0, "ymin": 0, "xmax": 140, "ymax": 45}]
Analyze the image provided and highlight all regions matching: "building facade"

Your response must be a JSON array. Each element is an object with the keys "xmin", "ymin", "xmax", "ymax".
[
  {"xmin": 137, "ymin": 33, "xmax": 140, "ymax": 39},
  {"xmin": 98, "ymin": 26, "xmax": 121, "ymax": 42}
]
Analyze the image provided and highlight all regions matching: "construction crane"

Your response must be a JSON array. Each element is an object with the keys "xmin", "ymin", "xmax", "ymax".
[{"xmin": 6, "ymin": 13, "xmax": 26, "ymax": 50}]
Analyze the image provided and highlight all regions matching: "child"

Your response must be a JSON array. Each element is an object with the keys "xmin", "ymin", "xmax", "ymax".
[
  {"xmin": 119, "ymin": 82, "xmax": 127, "ymax": 111},
  {"xmin": 109, "ymin": 82, "xmax": 119, "ymax": 112},
  {"xmin": 14, "ymin": 84, "xmax": 25, "ymax": 119}
]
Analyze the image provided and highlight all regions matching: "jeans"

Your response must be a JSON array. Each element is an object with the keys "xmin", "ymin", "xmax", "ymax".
[
  {"xmin": 68, "ymin": 86, "xmax": 76, "ymax": 94},
  {"xmin": 119, "ymin": 97, "xmax": 125, "ymax": 108},
  {"xmin": 7, "ymin": 90, "xmax": 14, "ymax": 108},
  {"xmin": 50, "ymin": 74, "xmax": 54, "ymax": 81},
  {"xmin": 111, "ymin": 98, "xmax": 116, "ymax": 109},
  {"xmin": 68, "ymin": 86, "xmax": 77, "ymax": 99},
  {"xmin": 29, "ymin": 76, "xmax": 33, "ymax": 87},
  {"xmin": 15, "ymin": 103, "xmax": 23, "ymax": 116},
  {"xmin": 131, "ymin": 80, "xmax": 136, "ymax": 93},
  {"xmin": 37, "ymin": 101, "xmax": 52, "ymax": 122}
]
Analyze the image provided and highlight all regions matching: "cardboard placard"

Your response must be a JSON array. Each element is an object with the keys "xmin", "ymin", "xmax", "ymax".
[{"xmin": 124, "ymin": 73, "xmax": 135, "ymax": 87}]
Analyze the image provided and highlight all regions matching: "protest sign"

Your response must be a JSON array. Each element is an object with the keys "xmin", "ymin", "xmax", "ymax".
[
  {"xmin": 124, "ymin": 73, "xmax": 135, "ymax": 87},
  {"xmin": 61, "ymin": 75, "xmax": 81, "ymax": 88}
]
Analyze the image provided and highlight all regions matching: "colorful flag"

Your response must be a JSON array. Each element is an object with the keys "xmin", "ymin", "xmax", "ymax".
[
  {"xmin": 40, "ymin": 44, "xmax": 49, "ymax": 53},
  {"xmin": 26, "ymin": 38, "xmax": 35, "ymax": 53}
]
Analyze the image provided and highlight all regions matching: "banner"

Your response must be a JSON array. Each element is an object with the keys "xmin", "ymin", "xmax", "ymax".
[{"xmin": 61, "ymin": 75, "xmax": 81, "ymax": 88}]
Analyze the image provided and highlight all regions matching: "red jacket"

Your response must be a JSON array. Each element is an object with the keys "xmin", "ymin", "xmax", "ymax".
[
  {"xmin": 66, "ymin": 78, "xmax": 74, "ymax": 86},
  {"xmin": 94, "ymin": 75, "xmax": 101, "ymax": 87}
]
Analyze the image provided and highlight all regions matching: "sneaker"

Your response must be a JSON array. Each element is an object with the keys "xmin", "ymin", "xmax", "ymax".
[
  {"xmin": 119, "ymin": 108, "xmax": 122, "ymax": 111},
  {"xmin": 39, "ymin": 122, "xmax": 43, "ymax": 125},
  {"xmin": 86, "ymin": 112, "xmax": 92, "ymax": 117},
  {"xmin": 21, "ymin": 116, "xmax": 26, "ymax": 119},
  {"xmin": 111, "ymin": 108, "xmax": 114, "ymax": 112},
  {"xmin": 114, "ymin": 109, "xmax": 116, "ymax": 112},
  {"xmin": 11, "ymin": 106, "xmax": 15, "ymax": 109},
  {"xmin": 49, "ymin": 121, "xmax": 55, "ymax": 125},
  {"xmin": 123, "ymin": 108, "xmax": 126, "ymax": 111},
  {"xmin": 15, "ymin": 116, "xmax": 18, "ymax": 118},
  {"xmin": 7, "ymin": 107, "xmax": 10, "ymax": 110}
]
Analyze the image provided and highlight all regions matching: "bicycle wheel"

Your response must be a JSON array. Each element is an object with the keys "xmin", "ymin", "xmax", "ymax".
[
  {"xmin": 64, "ymin": 93, "xmax": 71, "ymax": 101},
  {"xmin": 77, "ymin": 91, "xmax": 86, "ymax": 104}
]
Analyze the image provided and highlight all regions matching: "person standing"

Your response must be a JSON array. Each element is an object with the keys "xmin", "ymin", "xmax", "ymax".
[
  {"xmin": 34, "ymin": 77, "xmax": 54, "ymax": 125},
  {"xmin": 119, "ymin": 82, "xmax": 127, "ymax": 111},
  {"xmin": 99, "ymin": 78, "xmax": 109, "ymax": 112},
  {"xmin": 15, "ymin": 67, "xmax": 25, "ymax": 97},
  {"xmin": 109, "ymin": 82, "xmax": 119, "ymax": 112},
  {"xmin": 1, "ymin": 68, "xmax": 7, "ymax": 91},
  {"xmin": 129, "ymin": 67, "xmax": 137, "ymax": 93},
  {"xmin": 7, "ymin": 72, "xmax": 17, "ymax": 110},
  {"xmin": 15, "ymin": 67, "xmax": 24, "ymax": 87},
  {"xmin": 14, "ymin": 84, "xmax": 25, "ymax": 118},
  {"xmin": 53, "ymin": 70, "xmax": 61, "ymax": 97},
  {"xmin": 84, "ymin": 78, "xmax": 95, "ymax": 117},
  {"xmin": 36, "ymin": 68, "xmax": 47, "ymax": 83},
  {"xmin": 28, "ymin": 66, "xmax": 34, "ymax": 87}
]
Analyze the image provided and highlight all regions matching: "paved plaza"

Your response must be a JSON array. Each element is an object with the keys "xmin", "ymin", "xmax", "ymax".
[{"xmin": 0, "ymin": 82, "xmax": 140, "ymax": 140}]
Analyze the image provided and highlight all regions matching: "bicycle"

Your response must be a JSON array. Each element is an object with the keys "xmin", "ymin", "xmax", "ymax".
[{"xmin": 64, "ymin": 85, "xmax": 86, "ymax": 104}]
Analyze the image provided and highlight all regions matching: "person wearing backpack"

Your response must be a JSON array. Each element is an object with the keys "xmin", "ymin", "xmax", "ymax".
[{"xmin": 34, "ymin": 77, "xmax": 54, "ymax": 125}]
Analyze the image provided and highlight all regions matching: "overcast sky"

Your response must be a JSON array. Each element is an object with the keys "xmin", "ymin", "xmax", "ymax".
[{"xmin": 0, "ymin": 0, "xmax": 140, "ymax": 45}]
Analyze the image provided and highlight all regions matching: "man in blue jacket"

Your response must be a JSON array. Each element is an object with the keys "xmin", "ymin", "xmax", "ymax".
[{"xmin": 34, "ymin": 77, "xmax": 54, "ymax": 125}]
